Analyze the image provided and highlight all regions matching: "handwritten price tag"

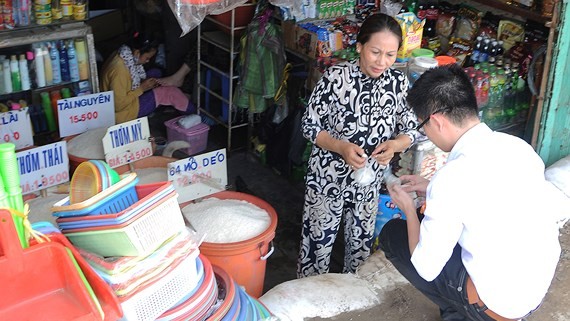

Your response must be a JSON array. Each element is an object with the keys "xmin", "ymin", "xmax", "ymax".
[
  {"xmin": 16, "ymin": 142, "xmax": 70, "ymax": 195},
  {"xmin": 168, "ymin": 148, "xmax": 228, "ymax": 203},
  {"xmin": 103, "ymin": 117, "xmax": 152, "ymax": 169},
  {"xmin": 58, "ymin": 91, "xmax": 115, "ymax": 137},
  {"xmin": 0, "ymin": 108, "xmax": 34, "ymax": 150}
]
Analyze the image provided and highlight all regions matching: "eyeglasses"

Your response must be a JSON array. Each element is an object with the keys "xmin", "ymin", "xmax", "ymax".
[{"xmin": 415, "ymin": 107, "xmax": 450, "ymax": 131}]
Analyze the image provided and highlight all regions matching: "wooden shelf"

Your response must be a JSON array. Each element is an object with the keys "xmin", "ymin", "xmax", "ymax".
[{"xmin": 469, "ymin": 0, "xmax": 551, "ymax": 24}]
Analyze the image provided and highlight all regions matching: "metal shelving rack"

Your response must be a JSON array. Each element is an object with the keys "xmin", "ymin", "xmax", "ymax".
[{"xmin": 196, "ymin": 2, "xmax": 256, "ymax": 153}]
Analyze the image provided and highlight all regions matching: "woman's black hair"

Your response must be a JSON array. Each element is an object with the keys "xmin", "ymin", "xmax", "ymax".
[
  {"xmin": 128, "ymin": 31, "xmax": 159, "ymax": 54},
  {"xmin": 357, "ymin": 13, "xmax": 403, "ymax": 48}
]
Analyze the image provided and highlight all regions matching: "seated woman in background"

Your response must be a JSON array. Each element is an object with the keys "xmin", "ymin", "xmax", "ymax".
[{"xmin": 100, "ymin": 31, "xmax": 196, "ymax": 124}]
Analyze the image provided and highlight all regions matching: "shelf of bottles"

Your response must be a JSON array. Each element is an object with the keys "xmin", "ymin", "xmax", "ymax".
[
  {"xmin": 0, "ymin": 0, "xmax": 89, "ymax": 33},
  {"xmin": 0, "ymin": 26, "xmax": 97, "ymax": 144}
]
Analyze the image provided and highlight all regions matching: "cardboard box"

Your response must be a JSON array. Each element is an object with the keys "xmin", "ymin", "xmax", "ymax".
[{"xmin": 295, "ymin": 26, "xmax": 318, "ymax": 58}]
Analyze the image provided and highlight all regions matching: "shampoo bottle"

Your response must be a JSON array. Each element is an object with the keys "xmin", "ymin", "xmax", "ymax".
[
  {"xmin": 66, "ymin": 40, "xmax": 80, "ymax": 82},
  {"xmin": 49, "ymin": 42, "xmax": 62, "ymax": 84},
  {"xmin": 19, "ymin": 54, "xmax": 31, "ymax": 90}
]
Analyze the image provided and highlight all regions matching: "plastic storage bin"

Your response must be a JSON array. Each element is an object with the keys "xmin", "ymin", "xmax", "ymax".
[
  {"xmin": 63, "ymin": 184, "xmax": 186, "ymax": 257},
  {"xmin": 165, "ymin": 116, "xmax": 210, "ymax": 156},
  {"xmin": 408, "ymin": 56, "xmax": 438, "ymax": 86},
  {"xmin": 120, "ymin": 249, "xmax": 200, "ymax": 321},
  {"xmin": 52, "ymin": 173, "xmax": 140, "ymax": 217}
]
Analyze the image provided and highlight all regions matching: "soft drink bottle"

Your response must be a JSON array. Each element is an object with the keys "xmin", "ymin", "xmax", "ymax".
[
  {"xmin": 470, "ymin": 36, "xmax": 483, "ymax": 66},
  {"xmin": 490, "ymin": 41, "xmax": 499, "ymax": 58},
  {"xmin": 497, "ymin": 40, "xmax": 505, "ymax": 57},
  {"xmin": 479, "ymin": 38, "xmax": 491, "ymax": 63},
  {"xmin": 488, "ymin": 72, "xmax": 499, "ymax": 110}
]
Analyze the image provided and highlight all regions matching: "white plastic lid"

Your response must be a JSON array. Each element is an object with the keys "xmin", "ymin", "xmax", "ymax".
[{"xmin": 413, "ymin": 56, "xmax": 439, "ymax": 69}]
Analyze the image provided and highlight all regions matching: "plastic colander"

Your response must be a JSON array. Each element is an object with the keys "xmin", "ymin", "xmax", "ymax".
[{"xmin": 70, "ymin": 161, "xmax": 103, "ymax": 204}]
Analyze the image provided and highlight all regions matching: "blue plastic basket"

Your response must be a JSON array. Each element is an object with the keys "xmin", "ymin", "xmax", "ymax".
[{"xmin": 52, "ymin": 173, "xmax": 140, "ymax": 218}]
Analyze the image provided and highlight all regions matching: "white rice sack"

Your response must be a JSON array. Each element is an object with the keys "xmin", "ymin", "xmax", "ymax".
[
  {"xmin": 259, "ymin": 273, "xmax": 379, "ymax": 321},
  {"xmin": 181, "ymin": 198, "xmax": 270, "ymax": 243},
  {"xmin": 67, "ymin": 127, "xmax": 108, "ymax": 160},
  {"xmin": 545, "ymin": 155, "xmax": 570, "ymax": 198}
]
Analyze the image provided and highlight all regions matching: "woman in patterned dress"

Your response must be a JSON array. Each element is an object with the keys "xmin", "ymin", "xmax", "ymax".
[{"xmin": 298, "ymin": 13, "xmax": 421, "ymax": 277}]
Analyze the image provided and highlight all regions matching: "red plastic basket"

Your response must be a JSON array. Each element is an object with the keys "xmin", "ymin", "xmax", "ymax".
[
  {"xmin": 0, "ymin": 210, "xmax": 101, "ymax": 321},
  {"xmin": 29, "ymin": 233, "xmax": 123, "ymax": 321}
]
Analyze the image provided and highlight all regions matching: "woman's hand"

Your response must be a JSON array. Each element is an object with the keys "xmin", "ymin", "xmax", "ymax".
[
  {"xmin": 371, "ymin": 140, "xmax": 397, "ymax": 165},
  {"xmin": 338, "ymin": 141, "xmax": 366, "ymax": 169},
  {"xmin": 399, "ymin": 174, "xmax": 429, "ymax": 197},
  {"xmin": 140, "ymin": 78, "xmax": 159, "ymax": 91}
]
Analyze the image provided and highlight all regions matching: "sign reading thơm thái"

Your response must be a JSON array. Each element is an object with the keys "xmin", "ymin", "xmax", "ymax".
[
  {"xmin": 16, "ymin": 141, "xmax": 69, "ymax": 195},
  {"xmin": 0, "ymin": 108, "xmax": 34, "ymax": 150},
  {"xmin": 58, "ymin": 91, "xmax": 115, "ymax": 137},
  {"xmin": 102, "ymin": 117, "xmax": 152, "ymax": 168},
  {"xmin": 167, "ymin": 148, "xmax": 228, "ymax": 203}
]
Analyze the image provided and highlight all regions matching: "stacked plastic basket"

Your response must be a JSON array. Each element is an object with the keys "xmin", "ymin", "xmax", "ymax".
[{"xmin": 52, "ymin": 168, "xmax": 201, "ymax": 321}]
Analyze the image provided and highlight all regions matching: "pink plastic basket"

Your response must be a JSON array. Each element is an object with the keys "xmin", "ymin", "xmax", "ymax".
[{"xmin": 164, "ymin": 117, "xmax": 209, "ymax": 156}]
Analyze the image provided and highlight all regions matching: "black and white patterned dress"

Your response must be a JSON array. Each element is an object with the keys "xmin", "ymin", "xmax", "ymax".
[{"xmin": 298, "ymin": 60, "xmax": 420, "ymax": 277}]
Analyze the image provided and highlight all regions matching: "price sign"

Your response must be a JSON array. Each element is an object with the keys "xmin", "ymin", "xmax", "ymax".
[
  {"xmin": 103, "ymin": 117, "xmax": 152, "ymax": 168},
  {"xmin": 168, "ymin": 148, "xmax": 228, "ymax": 203},
  {"xmin": 57, "ymin": 91, "xmax": 115, "ymax": 137},
  {"xmin": 16, "ymin": 141, "xmax": 70, "ymax": 195},
  {"xmin": 0, "ymin": 108, "xmax": 34, "ymax": 150}
]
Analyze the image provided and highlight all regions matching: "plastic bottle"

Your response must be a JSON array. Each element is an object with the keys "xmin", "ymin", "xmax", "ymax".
[
  {"xmin": 42, "ymin": 45, "xmax": 53, "ymax": 86},
  {"xmin": 470, "ymin": 36, "xmax": 483, "ymax": 66},
  {"xmin": 18, "ymin": 54, "xmax": 30, "ymax": 90},
  {"xmin": 10, "ymin": 55, "xmax": 22, "ymax": 92},
  {"xmin": 496, "ymin": 40, "xmax": 505, "ymax": 57},
  {"xmin": 61, "ymin": 87, "xmax": 71, "ymax": 98},
  {"xmin": 18, "ymin": 0, "xmax": 31, "ymax": 26},
  {"xmin": 34, "ymin": 47, "xmax": 46, "ymax": 87},
  {"xmin": 74, "ymin": 38, "xmax": 89, "ymax": 80},
  {"xmin": 49, "ymin": 42, "xmax": 62, "ymax": 84},
  {"xmin": 479, "ymin": 39, "xmax": 491, "ymax": 63},
  {"xmin": 488, "ymin": 72, "xmax": 499, "ymax": 110},
  {"xmin": 58, "ymin": 40, "xmax": 70, "ymax": 82},
  {"xmin": 490, "ymin": 40, "xmax": 499, "ymax": 58},
  {"xmin": 26, "ymin": 51, "xmax": 36, "ymax": 88},
  {"xmin": 424, "ymin": 4, "xmax": 439, "ymax": 38},
  {"xmin": 3, "ymin": 59, "xmax": 12, "ymax": 94},
  {"xmin": 0, "ymin": 63, "xmax": 4, "ymax": 95},
  {"xmin": 66, "ymin": 40, "xmax": 80, "ymax": 82},
  {"xmin": 50, "ymin": 90, "xmax": 62, "ymax": 128},
  {"xmin": 41, "ymin": 92, "xmax": 57, "ymax": 132}
]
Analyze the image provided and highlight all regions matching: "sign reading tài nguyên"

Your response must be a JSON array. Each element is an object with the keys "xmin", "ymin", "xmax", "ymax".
[
  {"xmin": 16, "ymin": 141, "xmax": 69, "ymax": 195},
  {"xmin": 57, "ymin": 91, "xmax": 115, "ymax": 137},
  {"xmin": 102, "ymin": 117, "xmax": 152, "ymax": 169}
]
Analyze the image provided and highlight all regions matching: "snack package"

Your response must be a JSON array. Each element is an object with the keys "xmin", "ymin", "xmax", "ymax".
[
  {"xmin": 395, "ymin": 12, "xmax": 425, "ymax": 62},
  {"xmin": 498, "ymin": 19, "xmax": 525, "ymax": 51},
  {"xmin": 446, "ymin": 39, "xmax": 472, "ymax": 66},
  {"xmin": 451, "ymin": 6, "xmax": 482, "ymax": 43},
  {"xmin": 436, "ymin": 3, "xmax": 457, "ymax": 38}
]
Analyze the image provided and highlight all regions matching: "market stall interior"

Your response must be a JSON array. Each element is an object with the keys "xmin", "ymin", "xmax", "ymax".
[{"xmin": 1, "ymin": 0, "xmax": 569, "ymax": 319}]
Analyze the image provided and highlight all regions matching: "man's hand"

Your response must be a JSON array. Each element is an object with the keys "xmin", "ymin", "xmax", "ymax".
[{"xmin": 399, "ymin": 174, "xmax": 429, "ymax": 197}]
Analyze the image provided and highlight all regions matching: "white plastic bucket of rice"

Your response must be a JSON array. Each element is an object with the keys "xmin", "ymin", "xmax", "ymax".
[{"xmin": 180, "ymin": 191, "xmax": 278, "ymax": 298}]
